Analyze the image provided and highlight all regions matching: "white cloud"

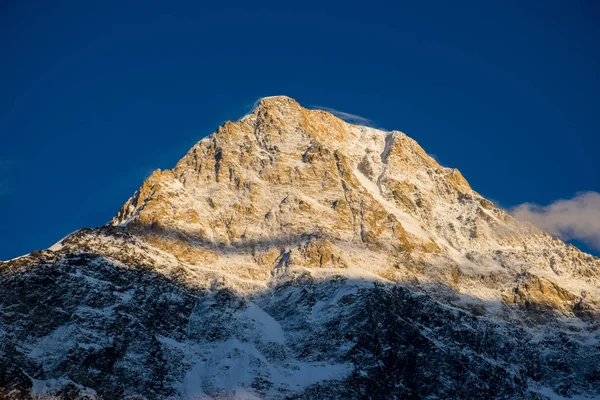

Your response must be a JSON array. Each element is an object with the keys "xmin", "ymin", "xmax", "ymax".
[
  {"xmin": 310, "ymin": 106, "xmax": 377, "ymax": 128},
  {"xmin": 512, "ymin": 191, "xmax": 600, "ymax": 250}
]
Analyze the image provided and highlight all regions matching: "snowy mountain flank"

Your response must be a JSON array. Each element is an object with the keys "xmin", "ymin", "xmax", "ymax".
[{"xmin": 2, "ymin": 96, "xmax": 599, "ymax": 399}]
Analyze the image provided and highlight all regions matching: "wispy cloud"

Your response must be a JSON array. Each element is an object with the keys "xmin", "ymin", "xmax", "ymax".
[
  {"xmin": 511, "ymin": 191, "xmax": 600, "ymax": 250},
  {"xmin": 311, "ymin": 106, "xmax": 377, "ymax": 128}
]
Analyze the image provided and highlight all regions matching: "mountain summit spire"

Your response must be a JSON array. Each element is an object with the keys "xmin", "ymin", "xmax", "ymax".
[{"xmin": 247, "ymin": 95, "xmax": 301, "ymax": 116}]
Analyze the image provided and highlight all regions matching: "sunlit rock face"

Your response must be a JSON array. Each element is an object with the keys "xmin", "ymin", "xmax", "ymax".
[{"xmin": 1, "ymin": 96, "xmax": 599, "ymax": 399}]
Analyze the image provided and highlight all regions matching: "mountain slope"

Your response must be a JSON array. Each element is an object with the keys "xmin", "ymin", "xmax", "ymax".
[{"xmin": 1, "ymin": 96, "xmax": 599, "ymax": 399}]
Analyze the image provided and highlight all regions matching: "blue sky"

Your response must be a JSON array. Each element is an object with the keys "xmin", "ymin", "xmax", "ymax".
[{"xmin": 1, "ymin": 0, "xmax": 599, "ymax": 259}]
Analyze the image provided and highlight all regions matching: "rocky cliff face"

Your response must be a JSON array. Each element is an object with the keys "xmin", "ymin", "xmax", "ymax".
[{"xmin": 1, "ymin": 96, "xmax": 599, "ymax": 399}]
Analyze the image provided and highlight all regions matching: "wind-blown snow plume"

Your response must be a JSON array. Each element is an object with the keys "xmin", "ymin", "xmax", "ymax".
[
  {"xmin": 310, "ymin": 106, "xmax": 376, "ymax": 127},
  {"xmin": 512, "ymin": 191, "xmax": 600, "ymax": 250}
]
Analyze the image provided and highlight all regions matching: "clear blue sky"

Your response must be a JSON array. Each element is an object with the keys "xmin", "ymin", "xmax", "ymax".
[{"xmin": 1, "ymin": 0, "xmax": 599, "ymax": 259}]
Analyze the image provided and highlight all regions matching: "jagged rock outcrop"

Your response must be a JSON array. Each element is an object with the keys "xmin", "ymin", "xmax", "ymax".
[{"xmin": 1, "ymin": 96, "xmax": 599, "ymax": 399}]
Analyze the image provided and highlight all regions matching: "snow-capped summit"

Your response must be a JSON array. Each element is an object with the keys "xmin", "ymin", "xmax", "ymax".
[{"xmin": 1, "ymin": 97, "xmax": 599, "ymax": 399}]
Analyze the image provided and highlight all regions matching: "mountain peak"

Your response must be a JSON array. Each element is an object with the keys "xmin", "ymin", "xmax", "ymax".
[
  {"xmin": 249, "ymin": 95, "xmax": 301, "ymax": 114},
  {"xmin": 107, "ymin": 98, "xmax": 600, "ymax": 319},
  {"xmin": 3, "ymin": 97, "xmax": 600, "ymax": 399},
  {"xmin": 255, "ymin": 94, "xmax": 297, "ymax": 104}
]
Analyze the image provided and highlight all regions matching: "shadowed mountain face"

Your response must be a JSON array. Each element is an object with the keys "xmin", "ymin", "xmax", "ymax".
[{"xmin": 1, "ymin": 97, "xmax": 599, "ymax": 399}]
